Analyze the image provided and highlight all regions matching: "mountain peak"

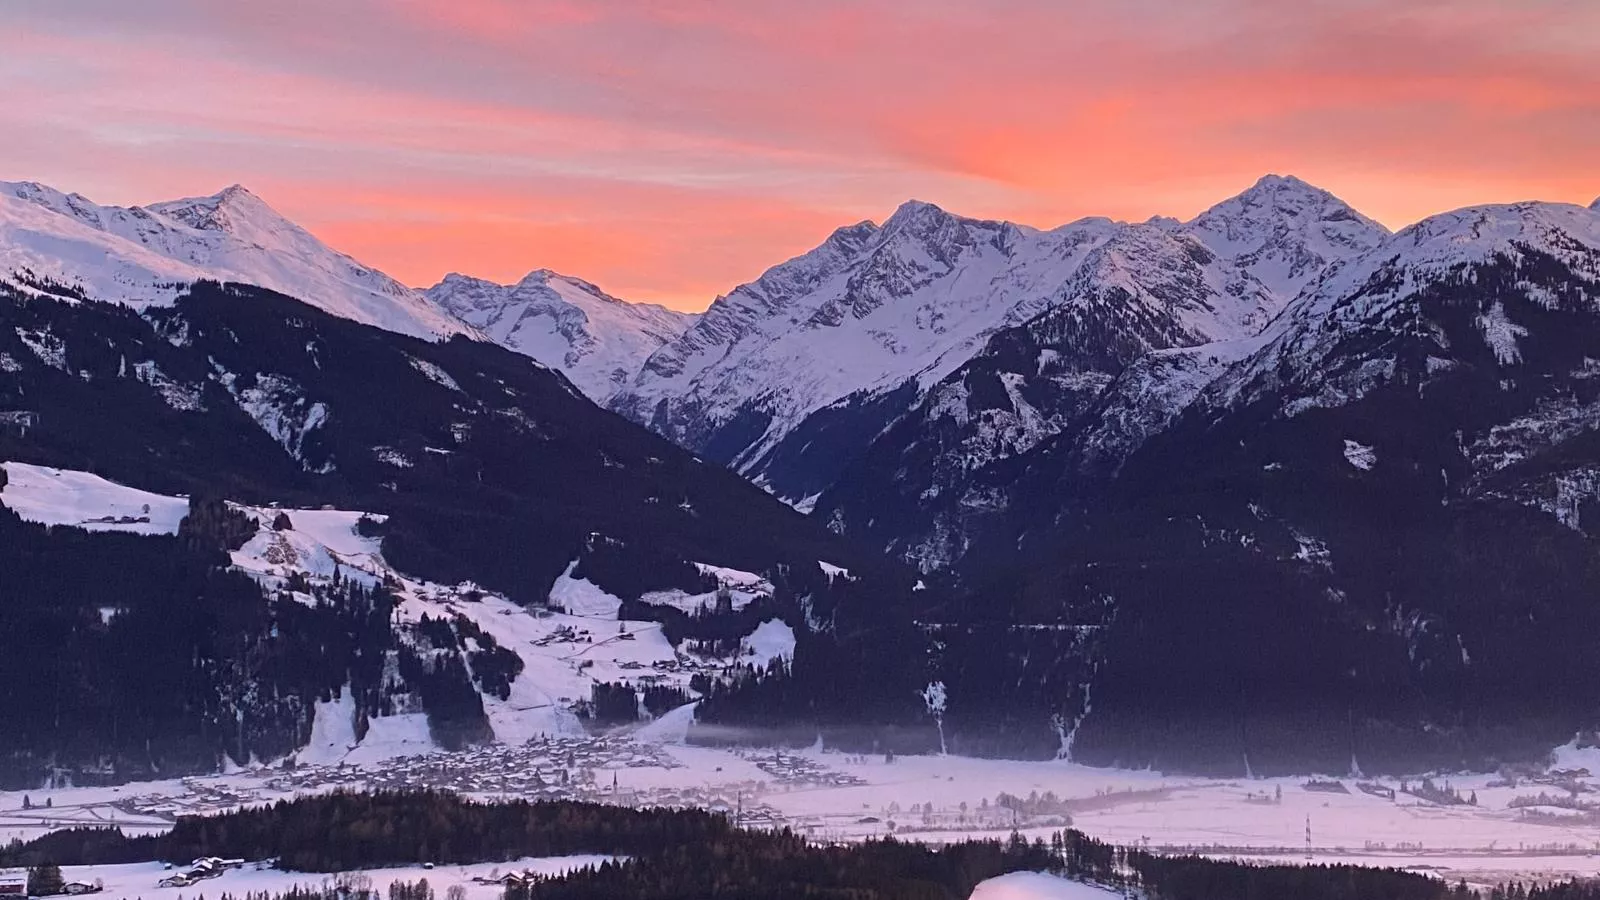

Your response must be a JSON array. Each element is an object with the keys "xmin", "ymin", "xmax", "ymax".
[
  {"xmin": 1250, "ymin": 172, "xmax": 1317, "ymax": 192},
  {"xmin": 1590, "ymin": 196, "xmax": 1600, "ymax": 211},
  {"xmin": 882, "ymin": 198, "xmax": 954, "ymax": 232},
  {"xmin": 425, "ymin": 266, "xmax": 693, "ymax": 401},
  {"xmin": 517, "ymin": 267, "xmax": 565, "ymax": 285},
  {"xmin": 148, "ymin": 183, "xmax": 287, "ymax": 235},
  {"xmin": 1185, "ymin": 173, "xmax": 1389, "ymax": 301}
]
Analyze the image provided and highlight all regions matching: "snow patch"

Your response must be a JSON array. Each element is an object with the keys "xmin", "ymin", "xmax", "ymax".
[
  {"xmin": 221, "ymin": 372, "xmax": 333, "ymax": 472},
  {"xmin": 741, "ymin": 619, "xmax": 796, "ymax": 669},
  {"xmin": 1343, "ymin": 439, "xmax": 1377, "ymax": 471},
  {"xmin": 408, "ymin": 355, "xmax": 461, "ymax": 392},
  {"xmin": 15, "ymin": 327, "xmax": 66, "ymax": 370},
  {"xmin": 634, "ymin": 701, "xmax": 699, "ymax": 744},
  {"xmin": 341, "ymin": 713, "xmax": 438, "ymax": 765},
  {"xmin": 0, "ymin": 462, "xmax": 188, "ymax": 534},
  {"xmin": 1477, "ymin": 300, "xmax": 1528, "ymax": 366},
  {"xmin": 296, "ymin": 687, "xmax": 359, "ymax": 766},
  {"xmin": 375, "ymin": 447, "xmax": 414, "ymax": 468},
  {"xmin": 818, "ymin": 561, "xmax": 851, "ymax": 580},
  {"xmin": 548, "ymin": 561, "xmax": 624, "ymax": 617},
  {"xmin": 132, "ymin": 360, "xmax": 204, "ymax": 411},
  {"xmin": 971, "ymin": 873, "xmax": 1123, "ymax": 900}
]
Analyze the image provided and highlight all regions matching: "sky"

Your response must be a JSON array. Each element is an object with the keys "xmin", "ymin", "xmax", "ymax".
[{"xmin": 4, "ymin": 0, "xmax": 1598, "ymax": 311}]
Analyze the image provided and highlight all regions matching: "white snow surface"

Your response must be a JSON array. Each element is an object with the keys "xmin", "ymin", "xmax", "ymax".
[
  {"xmin": 1343, "ymin": 439, "xmax": 1378, "ymax": 471},
  {"xmin": 970, "ymin": 873, "xmax": 1122, "ymax": 900},
  {"xmin": 740, "ymin": 619, "xmax": 796, "ymax": 669},
  {"xmin": 641, "ymin": 562, "xmax": 773, "ymax": 613},
  {"xmin": 0, "ymin": 462, "xmax": 188, "ymax": 534},
  {"xmin": 10, "ymin": 738, "xmax": 1600, "ymax": 888},
  {"xmin": 1477, "ymin": 300, "xmax": 1529, "ymax": 366},
  {"xmin": 0, "ymin": 180, "xmax": 474, "ymax": 341},
  {"xmin": 61, "ymin": 858, "xmax": 610, "ymax": 900},
  {"xmin": 299, "ymin": 688, "xmax": 362, "ymax": 766},
  {"xmin": 425, "ymin": 270, "xmax": 694, "ymax": 401}
]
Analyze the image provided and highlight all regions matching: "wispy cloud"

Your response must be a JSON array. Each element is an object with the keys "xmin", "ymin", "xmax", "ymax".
[{"xmin": 5, "ymin": 0, "xmax": 1596, "ymax": 308}]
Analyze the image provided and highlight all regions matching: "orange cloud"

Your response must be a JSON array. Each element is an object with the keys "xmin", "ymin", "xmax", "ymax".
[{"xmin": 2, "ymin": 0, "xmax": 1596, "ymax": 310}]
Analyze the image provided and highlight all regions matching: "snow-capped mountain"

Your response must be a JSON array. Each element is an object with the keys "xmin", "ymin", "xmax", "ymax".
[
  {"xmin": 1202, "ymin": 200, "xmax": 1600, "ymax": 419},
  {"xmin": 614, "ymin": 176, "xmax": 1384, "ymax": 510},
  {"xmin": 0, "ymin": 180, "xmax": 474, "ymax": 341},
  {"xmin": 608, "ymin": 203, "xmax": 1122, "ymax": 493},
  {"xmin": 809, "ymin": 215, "xmax": 1298, "ymax": 570},
  {"xmin": 1184, "ymin": 174, "xmax": 1389, "ymax": 301},
  {"xmin": 802, "ymin": 197, "xmax": 1600, "ymax": 774},
  {"xmin": 425, "ymin": 269, "xmax": 694, "ymax": 401}
]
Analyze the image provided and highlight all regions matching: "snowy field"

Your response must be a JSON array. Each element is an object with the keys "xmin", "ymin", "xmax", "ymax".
[
  {"xmin": 0, "ymin": 463, "xmax": 188, "ymax": 534},
  {"xmin": 971, "ymin": 873, "xmax": 1122, "ymax": 900},
  {"xmin": 58, "ymin": 857, "xmax": 611, "ymax": 900},
  {"xmin": 10, "ymin": 744, "xmax": 1600, "ymax": 888}
]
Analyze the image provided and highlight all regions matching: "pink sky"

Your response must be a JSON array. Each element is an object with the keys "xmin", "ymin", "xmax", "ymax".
[{"xmin": 4, "ymin": 0, "xmax": 1597, "ymax": 310}]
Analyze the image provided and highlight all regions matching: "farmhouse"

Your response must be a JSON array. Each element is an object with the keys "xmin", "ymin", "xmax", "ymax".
[{"xmin": 0, "ymin": 410, "xmax": 37, "ymax": 437}]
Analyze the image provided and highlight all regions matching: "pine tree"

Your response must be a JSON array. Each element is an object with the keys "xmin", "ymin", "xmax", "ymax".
[{"xmin": 28, "ymin": 863, "xmax": 64, "ymax": 897}]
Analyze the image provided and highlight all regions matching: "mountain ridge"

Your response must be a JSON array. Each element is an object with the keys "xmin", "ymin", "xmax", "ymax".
[
  {"xmin": 0, "ymin": 180, "xmax": 475, "ymax": 342},
  {"xmin": 424, "ymin": 269, "xmax": 695, "ymax": 401},
  {"xmin": 611, "ymin": 175, "xmax": 1387, "ymax": 509}
]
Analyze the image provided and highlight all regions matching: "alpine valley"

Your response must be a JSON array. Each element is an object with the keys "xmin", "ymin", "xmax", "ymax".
[{"xmin": 4, "ymin": 176, "xmax": 1600, "ymax": 788}]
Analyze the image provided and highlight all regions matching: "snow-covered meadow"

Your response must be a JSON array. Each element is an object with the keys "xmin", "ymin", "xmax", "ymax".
[{"xmin": 55, "ymin": 857, "xmax": 611, "ymax": 900}]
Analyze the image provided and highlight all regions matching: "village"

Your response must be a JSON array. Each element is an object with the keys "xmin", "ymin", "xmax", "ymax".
[{"xmin": 11, "ymin": 729, "xmax": 1600, "ymax": 893}]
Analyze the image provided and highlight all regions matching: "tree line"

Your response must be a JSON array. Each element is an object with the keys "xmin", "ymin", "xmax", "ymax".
[{"xmin": 0, "ymin": 791, "xmax": 1458, "ymax": 900}]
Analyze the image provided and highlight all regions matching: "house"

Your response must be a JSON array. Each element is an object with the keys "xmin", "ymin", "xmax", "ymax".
[
  {"xmin": 61, "ymin": 882, "xmax": 102, "ymax": 895},
  {"xmin": 0, "ymin": 869, "xmax": 26, "ymax": 898},
  {"xmin": 158, "ymin": 875, "xmax": 193, "ymax": 888},
  {"xmin": 0, "ymin": 411, "xmax": 36, "ymax": 437}
]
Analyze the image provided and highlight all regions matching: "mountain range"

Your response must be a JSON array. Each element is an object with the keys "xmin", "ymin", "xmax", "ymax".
[{"xmin": 5, "ymin": 171, "xmax": 1600, "ymax": 778}]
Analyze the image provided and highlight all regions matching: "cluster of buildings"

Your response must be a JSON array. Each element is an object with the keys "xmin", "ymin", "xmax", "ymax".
[{"xmin": 157, "ymin": 857, "xmax": 246, "ymax": 889}]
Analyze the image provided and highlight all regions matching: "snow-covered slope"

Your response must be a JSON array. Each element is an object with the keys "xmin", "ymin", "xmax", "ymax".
[
  {"xmin": 808, "ymin": 180, "xmax": 1390, "ymax": 569},
  {"xmin": 1184, "ymin": 173, "xmax": 1390, "ymax": 301},
  {"xmin": 1204, "ymin": 200, "xmax": 1600, "ymax": 418},
  {"xmin": 970, "ymin": 873, "xmax": 1122, "ymax": 900},
  {"xmin": 610, "ymin": 204, "xmax": 1121, "ymax": 471},
  {"xmin": 0, "ymin": 180, "xmax": 474, "ymax": 341},
  {"xmin": 425, "ymin": 270, "xmax": 694, "ymax": 401},
  {"xmin": 0, "ymin": 461, "xmax": 189, "ymax": 535},
  {"xmin": 612, "ymin": 177, "xmax": 1384, "ymax": 506}
]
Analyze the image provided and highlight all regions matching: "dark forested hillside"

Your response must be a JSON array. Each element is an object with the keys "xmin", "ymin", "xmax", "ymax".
[
  {"xmin": 0, "ymin": 280, "xmax": 929, "ymax": 782},
  {"xmin": 0, "ymin": 494, "xmax": 396, "ymax": 787},
  {"xmin": 0, "ymin": 281, "xmax": 914, "ymax": 604}
]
